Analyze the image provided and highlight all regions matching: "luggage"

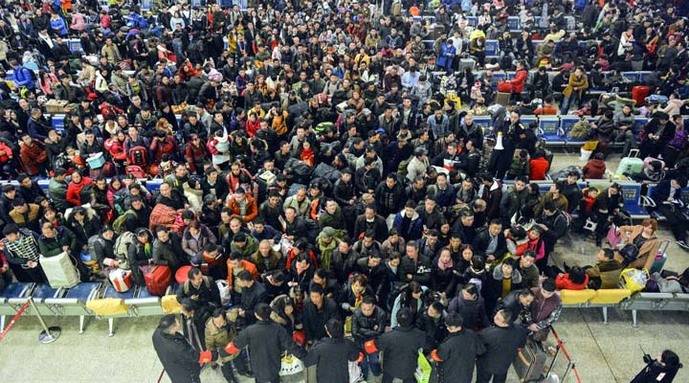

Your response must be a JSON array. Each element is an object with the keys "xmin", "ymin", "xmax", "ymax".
[
  {"xmin": 44, "ymin": 99, "xmax": 69, "ymax": 113},
  {"xmin": 80, "ymin": 249, "xmax": 100, "ymax": 273},
  {"xmin": 650, "ymin": 240, "xmax": 669, "ymax": 274},
  {"xmin": 40, "ymin": 252, "xmax": 80, "ymax": 289},
  {"xmin": 513, "ymin": 339, "xmax": 548, "ymax": 382},
  {"xmin": 287, "ymin": 183, "xmax": 306, "ymax": 197},
  {"xmin": 620, "ymin": 267, "xmax": 649, "ymax": 293},
  {"xmin": 86, "ymin": 152, "xmax": 106, "ymax": 169},
  {"xmin": 109, "ymin": 269, "xmax": 133, "ymax": 292},
  {"xmin": 149, "ymin": 203, "xmax": 184, "ymax": 233},
  {"xmin": 175, "ymin": 265, "xmax": 192, "ymax": 284},
  {"xmin": 143, "ymin": 265, "xmax": 172, "ymax": 296},
  {"xmin": 495, "ymin": 91, "xmax": 511, "ymax": 106},
  {"xmin": 615, "ymin": 149, "xmax": 643, "ymax": 176},
  {"xmin": 631, "ymin": 85, "xmax": 651, "ymax": 106},
  {"xmin": 279, "ymin": 354, "xmax": 305, "ymax": 378}
]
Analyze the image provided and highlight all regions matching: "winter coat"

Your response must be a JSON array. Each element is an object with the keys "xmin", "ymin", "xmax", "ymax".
[
  {"xmin": 393, "ymin": 209, "xmax": 424, "ymax": 241},
  {"xmin": 302, "ymin": 297, "xmax": 340, "ymax": 342},
  {"xmin": 376, "ymin": 326, "xmax": 428, "ymax": 380},
  {"xmin": 19, "ymin": 141, "xmax": 48, "ymax": 176},
  {"xmin": 351, "ymin": 305, "xmax": 387, "ymax": 345},
  {"xmin": 447, "ymin": 295, "xmax": 490, "ymax": 331},
  {"xmin": 181, "ymin": 225, "xmax": 217, "ymax": 262},
  {"xmin": 152, "ymin": 329, "xmax": 201, "ymax": 383},
  {"xmin": 303, "ymin": 337, "xmax": 361, "ymax": 383},
  {"xmin": 152, "ymin": 233, "xmax": 188, "ymax": 271},
  {"xmin": 232, "ymin": 320, "xmax": 306, "ymax": 383},
  {"xmin": 477, "ymin": 325, "xmax": 528, "ymax": 375},
  {"xmin": 563, "ymin": 73, "xmax": 588, "ymax": 97},
  {"xmin": 436, "ymin": 329, "xmax": 486, "ymax": 383}
]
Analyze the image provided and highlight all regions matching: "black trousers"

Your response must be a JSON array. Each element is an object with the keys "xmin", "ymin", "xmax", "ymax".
[
  {"xmin": 475, "ymin": 366, "xmax": 508, "ymax": 383},
  {"xmin": 220, "ymin": 361, "xmax": 239, "ymax": 383}
]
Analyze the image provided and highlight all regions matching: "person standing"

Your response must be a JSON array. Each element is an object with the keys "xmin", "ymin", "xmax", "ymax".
[
  {"xmin": 152, "ymin": 315, "xmax": 209, "ymax": 383},
  {"xmin": 476, "ymin": 309, "xmax": 528, "ymax": 383},
  {"xmin": 431, "ymin": 313, "xmax": 486, "ymax": 383},
  {"xmin": 364, "ymin": 308, "xmax": 428, "ymax": 383},
  {"xmin": 225, "ymin": 303, "xmax": 306, "ymax": 383},
  {"xmin": 303, "ymin": 318, "xmax": 362, "ymax": 383}
]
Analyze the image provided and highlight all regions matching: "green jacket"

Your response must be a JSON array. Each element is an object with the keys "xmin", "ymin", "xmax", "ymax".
[{"xmin": 48, "ymin": 178, "xmax": 68, "ymax": 211}]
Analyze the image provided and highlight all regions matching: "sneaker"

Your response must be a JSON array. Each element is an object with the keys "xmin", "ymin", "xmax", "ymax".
[{"xmin": 676, "ymin": 240, "xmax": 689, "ymax": 251}]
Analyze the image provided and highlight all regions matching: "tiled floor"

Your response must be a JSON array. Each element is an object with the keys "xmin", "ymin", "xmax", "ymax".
[{"xmin": 1, "ymin": 152, "xmax": 688, "ymax": 383}]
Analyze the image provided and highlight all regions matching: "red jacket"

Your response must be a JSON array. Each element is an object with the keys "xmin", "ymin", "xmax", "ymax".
[
  {"xmin": 226, "ymin": 194, "xmax": 258, "ymax": 222},
  {"xmin": 184, "ymin": 142, "xmax": 208, "ymax": 173},
  {"xmin": 529, "ymin": 157, "xmax": 550, "ymax": 180},
  {"xmin": 66, "ymin": 177, "xmax": 93, "ymax": 206},
  {"xmin": 509, "ymin": 69, "xmax": 528, "ymax": 94},
  {"xmin": 556, "ymin": 273, "xmax": 589, "ymax": 290},
  {"xmin": 19, "ymin": 141, "xmax": 48, "ymax": 176},
  {"xmin": 245, "ymin": 119, "xmax": 260, "ymax": 138}
]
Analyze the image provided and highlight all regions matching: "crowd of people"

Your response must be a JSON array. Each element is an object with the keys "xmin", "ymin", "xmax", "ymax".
[{"xmin": 1, "ymin": 0, "xmax": 689, "ymax": 382}]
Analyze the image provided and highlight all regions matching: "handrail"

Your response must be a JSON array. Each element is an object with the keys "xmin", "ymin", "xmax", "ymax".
[{"xmin": 549, "ymin": 326, "xmax": 584, "ymax": 383}]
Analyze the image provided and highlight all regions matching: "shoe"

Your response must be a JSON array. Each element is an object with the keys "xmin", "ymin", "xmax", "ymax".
[{"xmin": 677, "ymin": 240, "xmax": 689, "ymax": 251}]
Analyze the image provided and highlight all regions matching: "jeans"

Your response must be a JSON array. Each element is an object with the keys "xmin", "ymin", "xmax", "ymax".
[
  {"xmin": 560, "ymin": 92, "xmax": 581, "ymax": 115},
  {"xmin": 360, "ymin": 352, "xmax": 382, "ymax": 378}
]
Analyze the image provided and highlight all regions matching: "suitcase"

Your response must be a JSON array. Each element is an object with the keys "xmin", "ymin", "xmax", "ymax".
[
  {"xmin": 614, "ymin": 149, "xmax": 644, "ymax": 176},
  {"xmin": 313, "ymin": 163, "xmax": 341, "ymax": 184},
  {"xmin": 650, "ymin": 240, "xmax": 669, "ymax": 274},
  {"xmin": 142, "ymin": 265, "xmax": 172, "ymax": 296},
  {"xmin": 631, "ymin": 85, "xmax": 651, "ymax": 106},
  {"xmin": 513, "ymin": 339, "xmax": 548, "ymax": 382},
  {"xmin": 40, "ymin": 252, "xmax": 80, "ymax": 289},
  {"xmin": 495, "ymin": 91, "xmax": 511, "ymax": 106},
  {"xmin": 109, "ymin": 269, "xmax": 133, "ymax": 292}
]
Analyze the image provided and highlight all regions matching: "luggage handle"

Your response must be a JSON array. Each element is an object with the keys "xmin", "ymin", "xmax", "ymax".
[{"xmin": 628, "ymin": 148, "xmax": 640, "ymax": 158}]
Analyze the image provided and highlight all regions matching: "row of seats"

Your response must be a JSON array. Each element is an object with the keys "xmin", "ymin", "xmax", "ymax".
[
  {"xmin": 0, "ymin": 281, "xmax": 181, "ymax": 336},
  {"xmin": 561, "ymin": 289, "xmax": 689, "ymax": 326},
  {"xmin": 411, "ymin": 14, "xmax": 577, "ymax": 33}
]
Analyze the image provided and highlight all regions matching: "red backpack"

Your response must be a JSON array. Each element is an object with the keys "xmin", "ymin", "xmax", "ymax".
[{"xmin": 128, "ymin": 145, "xmax": 149, "ymax": 167}]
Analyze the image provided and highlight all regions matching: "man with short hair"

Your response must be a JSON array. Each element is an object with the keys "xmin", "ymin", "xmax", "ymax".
[
  {"xmin": 236, "ymin": 269, "xmax": 266, "ymax": 326},
  {"xmin": 364, "ymin": 308, "xmax": 428, "ymax": 383},
  {"xmin": 476, "ymin": 309, "xmax": 529, "ymax": 383},
  {"xmin": 152, "ymin": 315, "xmax": 206, "ymax": 383},
  {"xmin": 303, "ymin": 318, "xmax": 361, "ymax": 383},
  {"xmin": 302, "ymin": 284, "xmax": 340, "ymax": 344},
  {"xmin": 226, "ymin": 303, "xmax": 307, "ymax": 383},
  {"xmin": 352, "ymin": 295, "xmax": 387, "ymax": 378},
  {"xmin": 177, "ymin": 267, "xmax": 221, "ymax": 309},
  {"xmin": 431, "ymin": 313, "xmax": 486, "ymax": 383}
]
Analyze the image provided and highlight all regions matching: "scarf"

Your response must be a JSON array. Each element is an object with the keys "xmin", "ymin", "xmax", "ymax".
[
  {"xmin": 317, "ymin": 236, "xmax": 338, "ymax": 271},
  {"xmin": 437, "ymin": 257, "xmax": 454, "ymax": 271}
]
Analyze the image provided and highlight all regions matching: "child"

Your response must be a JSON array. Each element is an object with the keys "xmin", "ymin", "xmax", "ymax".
[{"xmin": 555, "ymin": 266, "xmax": 589, "ymax": 290}]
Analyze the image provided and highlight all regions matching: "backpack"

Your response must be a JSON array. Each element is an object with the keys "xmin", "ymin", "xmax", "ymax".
[
  {"xmin": 397, "ymin": 157, "xmax": 412, "ymax": 178},
  {"xmin": 112, "ymin": 210, "xmax": 136, "ymax": 234},
  {"xmin": 182, "ymin": 276, "xmax": 211, "ymax": 295},
  {"xmin": 568, "ymin": 119, "xmax": 591, "ymax": 139},
  {"xmin": 128, "ymin": 146, "xmax": 149, "ymax": 167},
  {"xmin": 87, "ymin": 234, "xmax": 105, "ymax": 260},
  {"xmin": 114, "ymin": 231, "xmax": 136, "ymax": 269}
]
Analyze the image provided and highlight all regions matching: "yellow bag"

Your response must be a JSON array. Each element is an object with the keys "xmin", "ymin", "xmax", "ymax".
[
  {"xmin": 86, "ymin": 298, "xmax": 128, "ymax": 316},
  {"xmin": 161, "ymin": 295, "xmax": 182, "ymax": 314},
  {"xmin": 582, "ymin": 140, "xmax": 599, "ymax": 151}
]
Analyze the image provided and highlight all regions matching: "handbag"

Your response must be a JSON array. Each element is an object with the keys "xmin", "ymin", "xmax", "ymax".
[
  {"xmin": 606, "ymin": 224, "xmax": 622, "ymax": 248},
  {"xmin": 278, "ymin": 353, "xmax": 304, "ymax": 377},
  {"xmin": 619, "ymin": 243, "xmax": 640, "ymax": 264}
]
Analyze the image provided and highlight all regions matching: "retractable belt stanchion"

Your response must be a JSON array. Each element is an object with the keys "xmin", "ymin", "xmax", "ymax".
[{"xmin": 28, "ymin": 297, "xmax": 61, "ymax": 344}]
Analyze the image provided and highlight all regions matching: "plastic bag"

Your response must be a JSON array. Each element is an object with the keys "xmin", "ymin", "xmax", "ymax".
[{"xmin": 415, "ymin": 351, "xmax": 432, "ymax": 383}]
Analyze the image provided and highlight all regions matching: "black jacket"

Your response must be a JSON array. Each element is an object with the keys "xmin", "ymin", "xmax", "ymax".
[
  {"xmin": 472, "ymin": 229, "xmax": 507, "ymax": 259},
  {"xmin": 354, "ymin": 214, "xmax": 389, "ymax": 242},
  {"xmin": 351, "ymin": 305, "xmax": 387, "ymax": 345},
  {"xmin": 374, "ymin": 181, "xmax": 405, "ymax": 216},
  {"xmin": 302, "ymin": 297, "xmax": 340, "ymax": 343},
  {"xmin": 447, "ymin": 295, "xmax": 490, "ymax": 331},
  {"xmin": 177, "ymin": 276, "xmax": 221, "ymax": 309},
  {"xmin": 376, "ymin": 325, "xmax": 428, "ymax": 379},
  {"xmin": 436, "ymin": 329, "xmax": 486, "ymax": 383},
  {"xmin": 153, "ymin": 233, "xmax": 188, "ymax": 271},
  {"xmin": 399, "ymin": 254, "xmax": 432, "ymax": 285},
  {"xmin": 233, "ymin": 320, "xmax": 307, "ymax": 382},
  {"xmin": 477, "ymin": 325, "xmax": 528, "ymax": 375},
  {"xmin": 303, "ymin": 337, "xmax": 361, "ymax": 383},
  {"xmin": 239, "ymin": 281, "xmax": 267, "ymax": 325},
  {"xmin": 152, "ymin": 329, "xmax": 201, "ymax": 383}
]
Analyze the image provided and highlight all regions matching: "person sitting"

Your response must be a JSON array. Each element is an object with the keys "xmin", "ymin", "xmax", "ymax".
[
  {"xmin": 585, "ymin": 248, "xmax": 624, "ymax": 289},
  {"xmin": 616, "ymin": 218, "xmax": 662, "ymax": 270},
  {"xmin": 555, "ymin": 266, "xmax": 589, "ymax": 290}
]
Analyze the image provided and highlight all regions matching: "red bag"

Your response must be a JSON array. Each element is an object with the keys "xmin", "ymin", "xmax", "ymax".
[
  {"xmin": 109, "ymin": 269, "xmax": 133, "ymax": 292},
  {"xmin": 143, "ymin": 265, "xmax": 172, "ymax": 296},
  {"xmin": 631, "ymin": 85, "xmax": 650, "ymax": 106},
  {"xmin": 497, "ymin": 81, "xmax": 513, "ymax": 93},
  {"xmin": 126, "ymin": 165, "xmax": 148, "ymax": 179}
]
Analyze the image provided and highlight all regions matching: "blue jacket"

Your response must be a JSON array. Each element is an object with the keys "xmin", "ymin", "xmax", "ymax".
[
  {"xmin": 436, "ymin": 43, "xmax": 456, "ymax": 69},
  {"xmin": 13, "ymin": 66, "xmax": 35, "ymax": 89},
  {"xmin": 393, "ymin": 210, "xmax": 424, "ymax": 241},
  {"xmin": 50, "ymin": 17, "xmax": 68, "ymax": 37}
]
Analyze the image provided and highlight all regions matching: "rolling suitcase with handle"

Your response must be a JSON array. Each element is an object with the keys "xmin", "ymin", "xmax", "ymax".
[
  {"xmin": 513, "ymin": 339, "xmax": 548, "ymax": 382},
  {"xmin": 142, "ymin": 265, "xmax": 172, "ymax": 296},
  {"xmin": 40, "ymin": 252, "xmax": 80, "ymax": 289}
]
